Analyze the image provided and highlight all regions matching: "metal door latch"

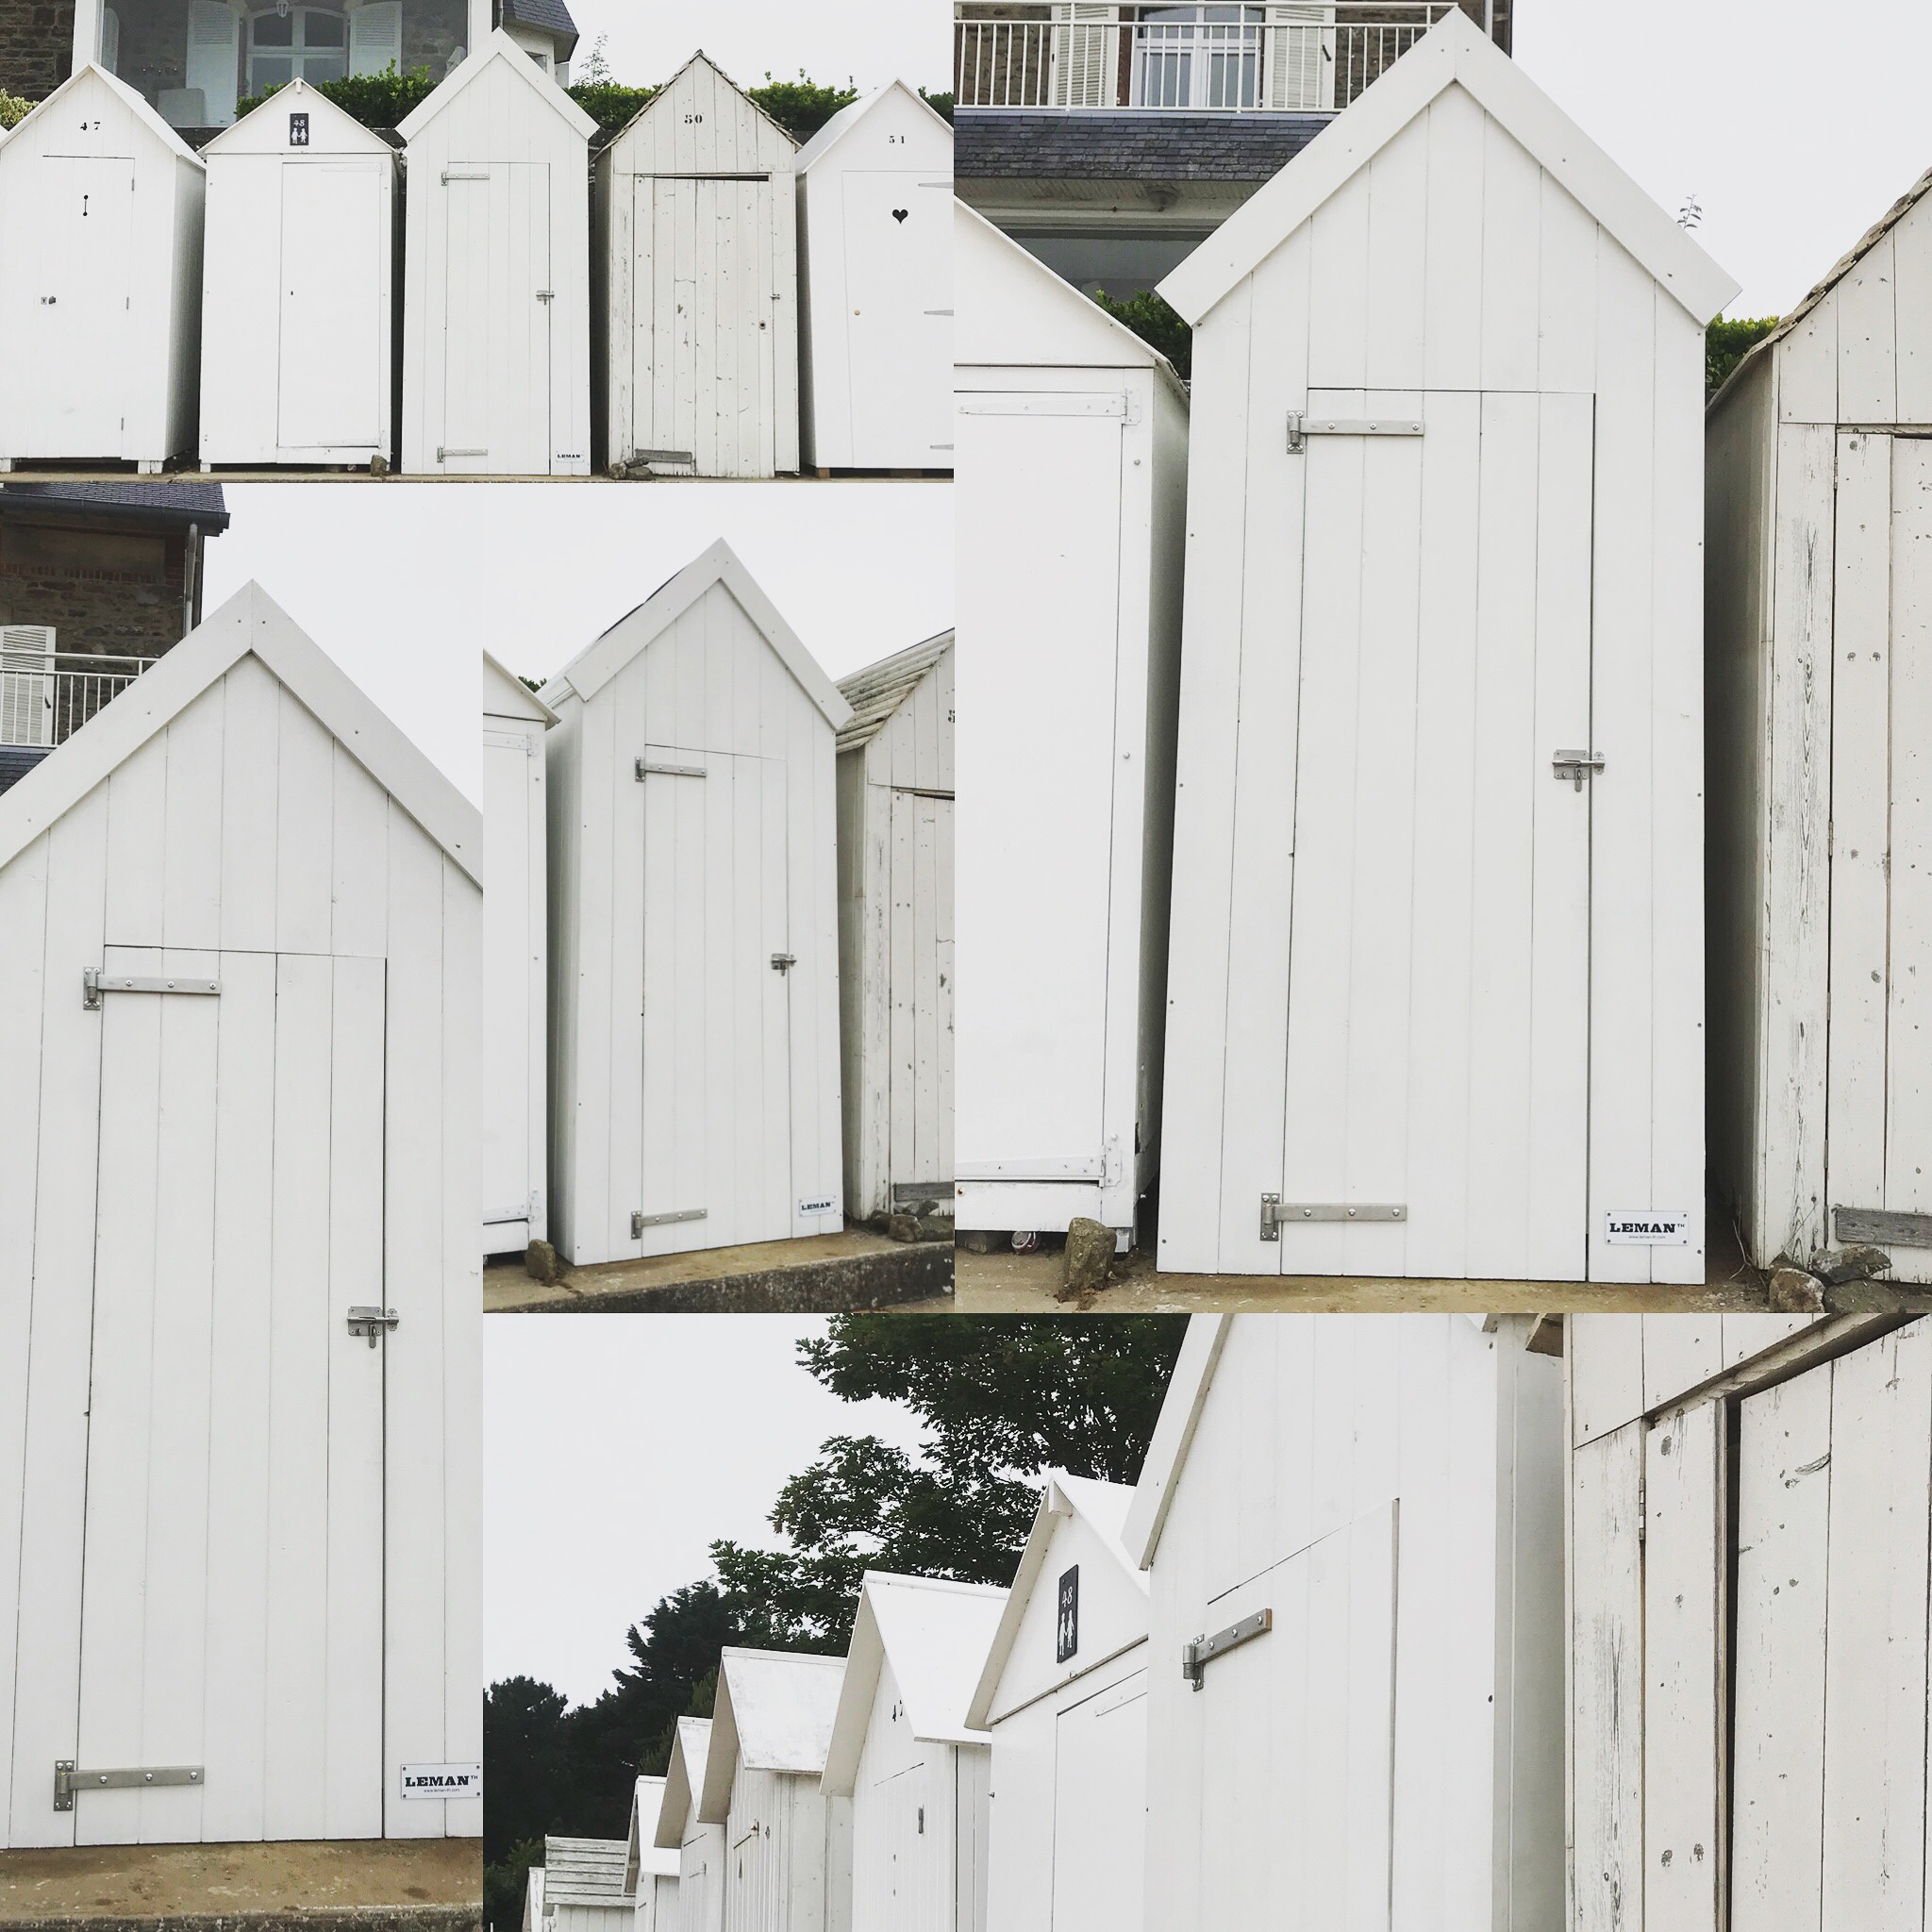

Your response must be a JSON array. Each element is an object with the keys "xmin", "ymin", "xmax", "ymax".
[
  {"xmin": 346, "ymin": 1307, "xmax": 399, "ymax": 1347},
  {"xmin": 1260, "ymin": 1194, "xmax": 1407, "ymax": 1240},
  {"xmin": 536, "ymin": 290, "xmax": 556, "ymax": 303},
  {"xmin": 55, "ymin": 1761, "xmax": 203, "ymax": 1810},
  {"xmin": 770, "ymin": 953, "xmax": 796, "ymax": 973},
  {"xmin": 1181, "ymin": 1608, "xmax": 1273, "ymax": 1690},
  {"xmin": 1552, "ymin": 750, "xmax": 1607, "ymax": 791}
]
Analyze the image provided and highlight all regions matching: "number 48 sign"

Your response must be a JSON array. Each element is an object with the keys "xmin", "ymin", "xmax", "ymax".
[{"xmin": 1056, "ymin": 1565, "xmax": 1079, "ymax": 1664}]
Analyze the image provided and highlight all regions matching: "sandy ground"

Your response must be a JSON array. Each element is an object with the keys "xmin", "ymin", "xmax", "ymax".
[{"xmin": 0, "ymin": 1840, "xmax": 479, "ymax": 1921}]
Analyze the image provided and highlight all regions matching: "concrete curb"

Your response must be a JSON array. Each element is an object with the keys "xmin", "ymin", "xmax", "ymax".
[
  {"xmin": 1, "ymin": 1914, "xmax": 479, "ymax": 1932},
  {"xmin": 503, "ymin": 1241, "xmax": 955, "ymax": 1313}
]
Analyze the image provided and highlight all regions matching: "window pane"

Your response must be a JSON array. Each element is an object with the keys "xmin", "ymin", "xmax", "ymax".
[
  {"xmin": 302, "ymin": 10, "xmax": 346, "ymax": 46},
  {"xmin": 252, "ymin": 54, "xmax": 294, "ymax": 88},
  {"xmin": 301, "ymin": 48, "xmax": 347, "ymax": 80},
  {"xmin": 253, "ymin": 12, "xmax": 293, "ymax": 46}
]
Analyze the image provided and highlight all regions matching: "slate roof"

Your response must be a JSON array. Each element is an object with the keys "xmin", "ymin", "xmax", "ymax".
[
  {"xmin": 956, "ymin": 109, "xmax": 1326, "ymax": 185},
  {"xmin": 835, "ymin": 630, "xmax": 951, "ymax": 754},
  {"xmin": 541, "ymin": 1836, "xmax": 628, "ymax": 1907},
  {"xmin": 502, "ymin": 0, "xmax": 579, "ymax": 57},
  {"xmin": 0, "ymin": 481, "xmax": 230, "ymax": 531}
]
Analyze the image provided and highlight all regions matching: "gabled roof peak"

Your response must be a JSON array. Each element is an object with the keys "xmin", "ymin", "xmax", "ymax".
[
  {"xmin": 5, "ymin": 61, "xmax": 204, "ymax": 168},
  {"xmin": 396, "ymin": 27, "xmax": 597, "ymax": 142},
  {"xmin": 794, "ymin": 79, "xmax": 951, "ymax": 171}
]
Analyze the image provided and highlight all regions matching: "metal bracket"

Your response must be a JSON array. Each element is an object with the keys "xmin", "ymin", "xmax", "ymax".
[
  {"xmin": 438, "ymin": 448, "xmax": 488, "ymax": 461},
  {"xmin": 1260, "ymin": 1195, "xmax": 1407, "ymax": 1240},
  {"xmin": 1833, "ymin": 1205, "xmax": 1932, "ymax": 1248},
  {"xmin": 633, "ymin": 1208, "xmax": 706, "ymax": 1237},
  {"xmin": 1552, "ymin": 749, "xmax": 1607, "ymax": 791},
  {"xmin": 55, "ymin": 1761, "xmax": 203, "ymax": 1810},
  {"xmin": 1181, "ymin": 1608, "xmax": 1273, "ymax": 1690},
  {"xmin": 637, "ymin": 758, "xmax": 707, "ymax": 779},
  {"xmin": 84, "ymin": 971, "xmax": 221, "ymax": 1009},
  {"xmin": 771, "ymin": 953, "xmax": 796, "ymax": 973},
  {"xmin": 346, "ymin": 1307, "xmax": 399, "ymax": 1348},
  {"xmin": 1287, "ymin": 412, "xmax": 1424, "ymax": 454}
]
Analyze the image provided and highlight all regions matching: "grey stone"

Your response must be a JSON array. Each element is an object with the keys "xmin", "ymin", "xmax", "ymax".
[
  {"xmin": 1062, "ymin": 1217, "xmax": 1113, "ymax": 1297},
  {"xmin": 1768, "ymin": 1264, "xmax": 1825, "ymax": 1313},
  {"xmin": 886, "ymin": 1213, "xmax": 922, "ymax": 1244},
  {"xmin": 1811, "ymin": 1243, "xmax": 1894, "ymax": 1286},
  {"xmin": 525, "ymin": 1239, "xmax": 563, "ymax": 1285},
  {"xmin": 957, "ymin": 1228, "xmax": 1000, "ymax": 1255}
]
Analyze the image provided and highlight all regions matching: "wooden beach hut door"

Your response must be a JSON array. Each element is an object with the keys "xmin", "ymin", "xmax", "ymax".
[
  {"xmin": 633, "ymin": 175, "xmax": 776, "ymax": 475},
  {"xmin": 9, "ymin": 155, "xmax": 133, "ymax": 456},
  {"xmin": 441, "ymin": 164, "xmax": 551, "ymax": 475},
  {"xmin": 1824, "ymin": 432, "xmax": 1932, "ymax": 1258},
  {"xmin": 890, "ymin": 782, "xmax": 953, "ymax": 1199},
  {"xmin": 639, "ymin": 752, "xmax": 791, "ymax": 1253},
  {"xmin": 1271, "ymin": 390, "xmax": 1595, "ymax": 1278},
  {"xmin": 841, "ymin": 171, "xmax": 951, "ymax": 464},
  {"xmin": 278, "ymin": 162, "xmax": 388, "ymax": 451},
  {"xmin": 1050, "ymin": 1673, "xmax": 1146, "ymax": 1932},
  {"xmin": 72, "ymin": 951, "xmax": 389, "ymax": 1843}
]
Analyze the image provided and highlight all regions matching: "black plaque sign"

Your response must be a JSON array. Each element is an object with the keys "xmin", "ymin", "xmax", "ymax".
[
  {"xmin": 1056, "ymin": 1565, "xmax": 1079, "ymax": 1663},
  {"xmin": 290, "ymin": 112, "xmax": 310, "ymax": 147}
]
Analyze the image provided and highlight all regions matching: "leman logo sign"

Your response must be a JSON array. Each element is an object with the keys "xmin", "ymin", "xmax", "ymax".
[
  {"xmin": 798, "ymin": 1194, "xmax": 836, "ymax": 1216},
  {"xmin": 1606, "ymin": 1210, "xmax": 1690, "ymax": 1246},
  {"xmin": 400, "ymin": 1762, "xmax": 482, "ymax": 1799}
]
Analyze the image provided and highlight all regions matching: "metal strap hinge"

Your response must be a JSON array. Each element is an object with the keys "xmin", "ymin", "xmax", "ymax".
[
  {"xmin": 1181, "ymin": 1608, "xmax": 1272, "ymax": 1690},
  {"xmin": 346, "ymin": 1307, "xmax": 399, "ymax": 1348},
  {"xmin": 84, "ymin": 971, "xmax": 221, "ymax": 1009},
  {"xmin": 1552, "ymin": 750, "xmax": 1607, "ymax": 791},
  {"xmin": 55, "ymin": 1761, "xmax": 203, "ymax": 1809},
  {"xmin": 634, "ymin": 1208, "xmax": 706, "ymax": 1236},
  {"xmin": 442, "ymin": 169, "xmax": 491, "ymax": 184},
  {"xmin": 1260, "ymin": 1195, "xmax": 1407, "ymax": 1240},
  {"xmin": 637, "ymin": 758, "xmax": 707, "ymax": 779},
  {"xmin": 1287, "ymin": 413, "xmax": 1424, "ymax": 453},
  {"xmin": 438, "ymin": 448, "xmax": 488, "ymax": 461}
]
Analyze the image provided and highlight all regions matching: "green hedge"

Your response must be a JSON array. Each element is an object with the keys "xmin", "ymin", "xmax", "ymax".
[
  {"xmin": 0, "ymin": 90, "xmax": 34, "ymax": 128},
  {"xmin": 235, "ymin": 65, "xmax": 435, "ymax": 126},
  {"xmin": 1093, "ymin": 287, "xmax": 1191, "ymax": 378},
  {"xmin": 1707, "ymin": 314, "xmax": 1779, "ymax": 397}
]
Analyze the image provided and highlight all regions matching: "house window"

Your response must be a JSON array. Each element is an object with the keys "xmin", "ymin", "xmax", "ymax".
[
  {"xmin": 247, "ymin": 6, "xmax": 350, "ymax": 92},
  {"xmin": 1132, "ymin": 5, "xmax": 1264, "ymax": 108}
]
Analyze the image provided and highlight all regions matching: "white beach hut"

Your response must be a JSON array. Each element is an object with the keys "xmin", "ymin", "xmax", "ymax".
[
  {"xmin": 657, "ymin": 1719, "xmax": 724, "ymax": 1932},
  {"xmin": 1567, "ymin": 1312, "xmax": 1932, "ymax": 1932},
  {"xmin": 541, "ymin": 541, "xmax": 852, "ymax": 1268},
  {"xmin": 1707, "ymin": 172, "xmax": 1932, "ymax": 1284},
  {"xmin": 1156, "ymin": 12, "xmax": 1739, "ymax": 1281},
  {"xmin": 822, "ymin": 1574, "xmax": 1006, "ymax": 1932},
  {"xmin": 835, "ymin": 632, "xmax": 955, "ymax": 1224},
  {"xmin": 1128, "ymin": 1313, "xmax": 1564, "ymax": 1932},
  {"xmin": 593, "ymin": 53, "xmax": 799, "ymax": 479},
  {"xmin": 198, "ymin": 81, "xmax": 399, "ymax": 471},
  {"xmin": 0, "ymin": 582, "xmax": 483, "ymax": 1850},
  {"xmin": 484, "ymin": 652, "xmax": 554, "ymax": 1256},
  {"xmin": 795, "ymin": 83, "xmax": 954, "ymax": 475},
  {"xmin": 0, "ymin": 65, "xmax": 204, "ymax": 473},
  {"xmin": 397, "ymin": 30, "xmax": 595, "ymax": 476},
  {"xmin": 953, "ymin": 199, "xmax": 1188, "ymax": 1247},
  {"xmin": 525, "ymin": 1864, "xmax": 548, "ymax": 1932},
  {"xmin": 697, "ymin": 1649, "xmax": 852, "ymax": 1932},
  {"xmin": 623, "ymin": 1775, "xmax": 680, "ymax": 1932},
  {"xmin": 963, "ymin": 1474, "xmax": 1148, "ymax": 1932},
  {"xmin": 542, "ymin": 1837, "xmax": 632, "ymax": 1932}
]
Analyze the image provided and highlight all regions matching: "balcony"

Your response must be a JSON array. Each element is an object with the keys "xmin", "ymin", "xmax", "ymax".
[
  {"xmin": 0, "ymin": 652, "xmax": 158, "ymax": 753},
  {"xmin": 955, "ymin": 2, "xmax": 1475, "ymax": 114}
]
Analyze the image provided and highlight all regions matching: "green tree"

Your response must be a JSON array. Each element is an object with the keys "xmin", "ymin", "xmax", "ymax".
[
  {"xmin": 748, "ymin": 73, "xmax": 858, "ymax": 142},
  {"xmin": 1092, "ymin": 287, "xmax": 1191, "ymax": 378},
  {"xmin": 484, "ymin": 1834, "xmax": 544, "ymax": 1932},
  {"xmin": 1707, "ymin": 314, "xmax": 1779, "ymax": 398}
]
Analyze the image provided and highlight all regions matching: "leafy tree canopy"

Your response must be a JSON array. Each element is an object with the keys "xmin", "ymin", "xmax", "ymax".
[
  {"xmin": 1707, "ymin": 314, "xmax": 1780, "ymax": 398},
  {"xmin": 1092, "ymin": 287, "xmax": 1191, "ymax": 379}
]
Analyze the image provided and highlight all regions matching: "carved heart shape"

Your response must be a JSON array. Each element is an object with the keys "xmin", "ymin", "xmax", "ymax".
[{"xmin": 891, "ymin": 208, "xmax": 908, "ymax": 223}]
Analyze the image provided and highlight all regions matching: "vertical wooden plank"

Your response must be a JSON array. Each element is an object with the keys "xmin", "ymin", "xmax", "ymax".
[
  {"xmin": 890, "ymin": 785, "xmax": 915, "ymax": 1193},
  {"xmin": 104, "ymin": 731, "xmax": 167, "ymax": 943},
  {"xmin": 1892, "ymin": 199, "xmax": 1932, "ymax": 424},
  {"xmin": 161, "ymin": 683, "xmax": 225, "ymax": 951},
  {"xmin": 1641, "ymin": 1314, "xmax": 1725, "ymax": 1412},
  {"xmin": 1569, "ymin": 1314, "xmax": 1646, "ymax": 1449},
  {"xmin": 572, "ymin": 693, "xmax": 616, "ymax": 1259},
  {"xmin": 1478, "ymin": 114, "xmax": 1541, "ymax": 392},
  {"xmin": 1363, "ymin": 111, "xmax": 1427, "ymax": 391},
  {"xmin": 1422, "ymin": 86, "xmax": 1485, "ymax": 391},
  {"xmin": 1888, "ymin": 439, "xmax": 1932, "ymax": 1222},
  {"xmin": 1835, "ymin": 229, "xmax": 1897, "ymax": 426},
  {"xmin": 1820, "ymin": 1323, "xmax": 1931, "ymax": 1932},
  {"xmin": 263, "ymin": 949, "xmax": 332, "ymax": 1840},
  {"xmin": 1643, "ymin": 1402, "xmax": 1724, "ymax": 1932},
  {"xmin": 275, "ymin": 686, "xmax": 334, "ymax": 955},
  {"xmin": 1731, "ymin": 1359, "xmax": 1833, "ymax": 1929},
  {"xmin": 1307, "ymin": 166, "xmax": 1370, "ymax": 391},
  {"xmin": 1757, "ymin": 423, "xmax": 1837, "ymax": 1264},
  {"xmin": 1779, "ymin": 295, "xmax": 1838, "ymax": 425},
  {"xmin": 329, "ymin": 744, "xmax": 391, "ymax": 959},
  {"xmin": 1538, "ymin": 176, "xmax": 1597, "ymax": 395},
  {"xmin": 1720, "ymin": 1313, "xmax": 1817, "ymax": 1371},
  {"xmin": 1570, "ymin": 1420, "xmax": 1644, "ymax": 1932},
  {"xmin": 1825, "ymin": 431, "xmax": 1892, "ymax": 1216}
]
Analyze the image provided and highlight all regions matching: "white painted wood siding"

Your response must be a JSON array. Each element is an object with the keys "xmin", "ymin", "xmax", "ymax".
[
  {"xmin": 485, "ymin": 712, "xmax": 548, "ymax": 1250},
  {"xmin": 953, "ymin": 367, "xmax": 1188, "ymax": 1239},
  {"xmin": 400, "ymin": 48, "xmax": 591, "ymax": 475},
  {"xmin": 680, "ymin": 1821, "xmax": 727, "ymax": 1932},
  {"xmin": 1141, "ymin": 1314, "xmax": 1564, "ymax": 1932},
  {"xmin": 722, "ymin": 1766, "xmax": 847, "ymax": 1932},
  {"xmin": 797, "ymin": 88, "xmax": 953, "ymax": 472},
  {"xmin": 837, "ymin": 652, "xmax": 954, "ymax": 1220},
  {"xmin": 548, "ymin": 581, "xmax": 843, "ymax": 1266},
  {"xmin": 199, "ymin": 87, "xmax": 395, "ymax": 466},
  {"xmin": 1707, "ymin": 191, "xmax": 1932, "ymax": 1280},
  {"xmin": 1160, "ymin": 84, "xmax": 1708, "ymax": 1281},
  {"xmin": 0, "ymin": 68, "xmax": 204, "ymax": 470},
  {"xmin": 0, "ymin": 654, "xmax": 480, "ymax": 1850},
  {"xmin": 596, "ymin": 56, "xmax": 798, "ymax": 478}
]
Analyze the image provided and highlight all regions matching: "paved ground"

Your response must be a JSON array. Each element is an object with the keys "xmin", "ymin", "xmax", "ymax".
[
  {"xmin": 486, "ymin": 1225, "xmax": 952, "ymax": 1312},
  {"xmin": 0, "ymin": 1840, "xmax": 479, "ymax": 1926}
]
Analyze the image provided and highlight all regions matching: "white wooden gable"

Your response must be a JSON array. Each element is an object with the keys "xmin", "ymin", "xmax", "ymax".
[
  {"xmin": 625, "ymin": 1775, "xmax": 680, "ymax": 1893},
  {"xmin": 608, "ymin": 50, "xmax": 795, "ymax": 172},
  {"xmin": 484, "ymin": 649, "xmax": 557, "ymax": 724},
  {"xmin": 0, "ymin": 581, "xmax": 479, "ymax": 884},
  {"xmin": 6, "ymin": 61, "xmax": 203, "ymax": 170},
  {"xmin": 396, "ymin": 26, "xmax": 597, "ymax": 142},
  {"xmin": 1160, "ymin": 8, "xmax": 1735, "ymax": 326},
  {"xmin": 201, "ymin": 75, "xmax": 394, "ymax": 158},
  {"xmin": 654, "ymin": 1717, "xmax": 712, "ymax": 1850},
  {"xmin": 697, "ymin": 1649, "xmax": 844, "ymax": 1821},
  {"xmin": 795, "ymin": 79, "xmax": 948, "ymax": 173}
]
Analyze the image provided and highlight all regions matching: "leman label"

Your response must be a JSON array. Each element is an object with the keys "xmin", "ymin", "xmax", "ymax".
[
  {"xmin": 400, "ymin": 1762, "xmax": 482, "ymax": 1800},
  {"xmin": 1605, "ymin": 1210, "xmax": 1690, "ymax": 1246},
  {"xmin": 798, "ymin": 1194, "xmax": 836, "ymax": 1216}
]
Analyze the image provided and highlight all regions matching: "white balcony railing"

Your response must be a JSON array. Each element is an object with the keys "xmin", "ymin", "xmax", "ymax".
[
  {"xmin": 955, "ymin": 3, "xmax": 1468, "ymax": 113},
  {"xmin": 0, "ymin": 652, "xmax": 158, "ymax": 750}
]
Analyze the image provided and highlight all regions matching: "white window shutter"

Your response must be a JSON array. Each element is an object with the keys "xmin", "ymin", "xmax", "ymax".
[
  {"xmin": 101, "ymin": 5, "xmax": 121, "ymax": 74},
  {"xmin": 1267, "ymin": 5, "xmax": 1334, "ymax": 110},
  {"xmin": 349, "ymin": 1, "xmax": 405, "ymax": 77},
  {"xmin": 1053, "ymin": 4, "xmax": 1115, "ymax": 108},
  {"xmin": 0, "ymin": 626, "xmax": 57, "ymax": 750},
  {"xmin": 186, "ymin": 0, "xmax": 241, "ymax": 125}
]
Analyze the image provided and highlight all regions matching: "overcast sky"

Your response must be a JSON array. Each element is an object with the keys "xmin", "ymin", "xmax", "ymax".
[
  {"xmin": 483, "ymin": 1317, "xmax": 929, "ymax": 1707},
  {"xmin": 1513, "ymin": 0, "xmax": 1931, "ymax": 319},
  {"xmin": 568, "ymin": 0, "xmax": 947, "ymax": 101},
  {"xmin": 202, "ymin": 482, "xmax": 953, "ymax": 804}
]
